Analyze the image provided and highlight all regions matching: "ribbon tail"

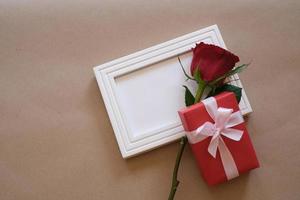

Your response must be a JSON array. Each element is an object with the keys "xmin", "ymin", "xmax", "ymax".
[
  {"xmin": 208, "ymin": 135, "xmax": 219, "ymax": 158},
  {"xmin": 218, "ymin": 137, "xmax": 239, "ymax": 180}
]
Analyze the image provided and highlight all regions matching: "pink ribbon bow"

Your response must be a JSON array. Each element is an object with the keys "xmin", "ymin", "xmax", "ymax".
[{"xmin": 186, "ymin": 96, "xmax": 244, "ymax": 180}]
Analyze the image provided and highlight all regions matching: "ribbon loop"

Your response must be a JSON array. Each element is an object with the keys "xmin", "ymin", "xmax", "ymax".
[{"xmin": 186, "ymin": 96, "xmax": 244, "ymax": 180}]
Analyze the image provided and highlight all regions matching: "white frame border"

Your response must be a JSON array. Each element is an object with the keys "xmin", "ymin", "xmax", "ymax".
[{"xmin": 93, "ymin": 25, "xmax": 252, "ymax": 158}]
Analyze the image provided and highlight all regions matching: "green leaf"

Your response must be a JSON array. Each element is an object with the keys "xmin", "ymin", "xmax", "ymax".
[
  {"xmin": 209, "ymin": 84, "xmax": 243, "ymax": 103},
  {"xmin": 225, "ymin": 63, "xmax": 249, "ymax": 77},
  {"xmin": 209, "ymin": 63, "xmax": 249, "ymax": 85},
  {"xmin": 183, "ymin": 85, "xmax": 195, "ymax": 106},
  {"xmin": 178, "ymin": 57, "xmax": 195, "ymax": 81},
  {"xmin": 193, "ymin": 67, "xmax": 202, "ymax": 83},
  {"xmin": 208, "ymin": 84, "xmax": 217, "ymax": 96}
]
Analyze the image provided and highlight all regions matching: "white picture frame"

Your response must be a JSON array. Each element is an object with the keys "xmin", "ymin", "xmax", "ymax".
[{"xmin": 93, "ymin": 25, "xmax": 252, "ymax": 158}]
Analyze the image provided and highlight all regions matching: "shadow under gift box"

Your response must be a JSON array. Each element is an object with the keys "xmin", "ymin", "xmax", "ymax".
[{"xmin": 178, "ymin": 92, "xmax": 259, "ymax": 185}]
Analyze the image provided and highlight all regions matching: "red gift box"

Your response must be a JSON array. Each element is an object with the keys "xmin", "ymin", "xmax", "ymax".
[{"xmin": 178, "ymin": 92, "xmax": 259, "ymax": 185}]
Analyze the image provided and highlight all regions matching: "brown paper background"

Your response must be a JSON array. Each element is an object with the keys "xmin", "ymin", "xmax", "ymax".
[{"xmin": 1, "ymin": 1, "xmax": 300, "ymax": 199}]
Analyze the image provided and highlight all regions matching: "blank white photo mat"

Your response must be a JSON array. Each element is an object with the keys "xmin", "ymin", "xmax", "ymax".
[{"xmin": 94, "ymin": 25, "xmax": 252, "ymax": 158}]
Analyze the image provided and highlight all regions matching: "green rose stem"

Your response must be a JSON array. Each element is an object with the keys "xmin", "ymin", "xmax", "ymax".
[
  {"xmin": 168, "ymin": 82, "xmax": 207, "ymax": 200},
  {"xmin": 168, "ymin": 136, "xmax": 187, "ymax": 200}
]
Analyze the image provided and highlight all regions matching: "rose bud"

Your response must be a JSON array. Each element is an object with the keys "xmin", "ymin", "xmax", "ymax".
[{"xmin": 190, "ymin": 42, "xmax": 240, "ymax": 82}]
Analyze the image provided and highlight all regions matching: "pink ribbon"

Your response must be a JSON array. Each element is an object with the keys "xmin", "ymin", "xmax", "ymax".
[{"xmin": 186, "ymin": 96, "xmax": 244, "ymax": 180}]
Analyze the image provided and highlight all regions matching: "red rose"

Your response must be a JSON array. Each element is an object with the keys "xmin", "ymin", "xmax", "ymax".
[{"xmin": 190, "ymin": 42, "xmax": 240, "ymax": 82}]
